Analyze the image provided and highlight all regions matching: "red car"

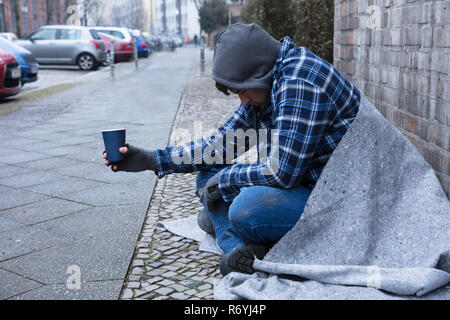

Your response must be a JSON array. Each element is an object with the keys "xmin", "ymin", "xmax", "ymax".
[
  {"xmin": 0, "ymin": 48, "xmax": 21, "ymax": 98},
  {"xmin": 98, "ymin": 33, "xmax": 133, "ymax": 63}
]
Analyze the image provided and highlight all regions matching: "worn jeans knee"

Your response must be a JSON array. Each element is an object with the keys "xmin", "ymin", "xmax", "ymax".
[{"xmin": 228, "ymin": 185, "xmax": 312, "ymax": 246}]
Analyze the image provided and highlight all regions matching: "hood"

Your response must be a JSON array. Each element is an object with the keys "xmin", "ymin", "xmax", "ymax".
[{"xmin": 212, "ymin": 23, "xmax": 282, "ymax": 91}]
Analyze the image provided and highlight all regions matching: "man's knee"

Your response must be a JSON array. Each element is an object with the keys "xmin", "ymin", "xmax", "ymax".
[{"xmin": 228, "ymin": 186, "xmax": 268, "ymax": 231}]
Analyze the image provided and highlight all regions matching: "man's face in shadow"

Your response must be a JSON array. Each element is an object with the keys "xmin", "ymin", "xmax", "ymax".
[{"xmin": 230, "ymin": 88, "xmax": 269, "ymax": 107}]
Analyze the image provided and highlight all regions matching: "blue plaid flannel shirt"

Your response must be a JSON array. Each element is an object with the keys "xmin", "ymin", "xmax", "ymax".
[{"xmin": 154, "ymin": 37, "xmax": 361, "ymax": 202}]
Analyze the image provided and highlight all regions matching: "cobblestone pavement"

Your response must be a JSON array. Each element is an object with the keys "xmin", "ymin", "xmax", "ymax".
[{"xmin": 120, "ymin": 51, "xmax": 242, "ymax": 300}]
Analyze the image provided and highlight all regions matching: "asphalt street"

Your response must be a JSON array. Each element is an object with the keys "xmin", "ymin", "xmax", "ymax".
[{"xmin": 0, "ymin": 46, "xmax": 199, "ymax": 299}]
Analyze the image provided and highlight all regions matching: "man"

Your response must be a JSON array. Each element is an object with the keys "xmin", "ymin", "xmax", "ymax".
[{"xmin": 103, "ymin": 23, "xmax": 361, "ymax": 276}]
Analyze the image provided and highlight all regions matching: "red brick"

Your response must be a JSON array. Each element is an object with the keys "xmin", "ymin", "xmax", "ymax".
[
  {"xmin": 401, "ymin": 112, "xmax": 419, "ymax": 135},
  {"xmin": 427, "ymin": 122, "xmax": 449, "ymax": 150},
  {"xmin": 340, "ymin": 2, "xmax": 348, "ymax": 17}
]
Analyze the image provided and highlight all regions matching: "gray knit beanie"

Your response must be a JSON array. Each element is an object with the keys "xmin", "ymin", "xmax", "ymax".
[{"xmin": 212, "ymin": 23, "xmax": 282, "ymax": 91}]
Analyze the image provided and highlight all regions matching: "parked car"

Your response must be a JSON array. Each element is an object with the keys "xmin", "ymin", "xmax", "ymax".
[
  {"xmin": 0, "ymin": 48, "xmax": 21, "ymax": 98},
  {"xmin": 97, "ymin": 33, "xmax": 133, "ymax": 63},
  {"xmin": 0, "ymin": 37, "xmax": 38, "ymax": 85},
  {"xmin": 90, "ymin": 26, "xmax": 133, "ymax": 43},
  {"xmin": 0, "ymin": 32, "xmax": 18, "ymax": 42},
  {"xmin": 15, "ymin": 25, "xmax": 107, "ymax": 71},
  {"xmin": 172, "ymin": 36, "xmax": 183, "ymax": 47},
  {"xmin": 146, "ymin": 34, "xmax": 163, "ymax": 52},
  {"xmin": 160, "ymin": 36, "xmax": 176, "ymax": 51},
  {"xmin": 131, "ymin": 34, "xmax": 150, "ymax": 58}
]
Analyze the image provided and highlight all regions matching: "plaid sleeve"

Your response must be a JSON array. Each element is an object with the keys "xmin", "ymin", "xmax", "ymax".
[
  {"xmin": 154, "ymin": 104, "xmax": 257, "ymax": 179},
  {"xmin": 218, "ymin": 79, "xmax": 336, "ymax": 202}
]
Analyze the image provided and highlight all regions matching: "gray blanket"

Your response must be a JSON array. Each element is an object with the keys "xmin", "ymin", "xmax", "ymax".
[{"xmin": 214, "ymin": 95, "xmax": 450, "ymax": 300}]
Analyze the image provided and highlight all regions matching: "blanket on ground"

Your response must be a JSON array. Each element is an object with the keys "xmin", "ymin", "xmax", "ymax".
[
  {"xmin": 159, "ymin": 94, "xmax": 450, "ymax": 299},
  {"xmin": 214, "ymin": 94, "xmax": 450, "ymax": 299}
]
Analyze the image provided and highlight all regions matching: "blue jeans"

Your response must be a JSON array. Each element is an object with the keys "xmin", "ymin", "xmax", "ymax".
[{"xmin": 196, "ymin": 167, "xmax": 312, "ymax": 254}]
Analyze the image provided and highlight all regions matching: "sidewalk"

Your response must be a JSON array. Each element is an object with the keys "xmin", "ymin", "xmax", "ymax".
[
  {"xmin": 0, "ymin": 48, "xmax": 197, "ymax": 300},
  {"xmin": 120, "ymin": 49, "xmax": 241, "ymax": 300}
]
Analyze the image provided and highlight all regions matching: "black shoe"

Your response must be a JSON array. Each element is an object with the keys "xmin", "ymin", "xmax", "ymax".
[
  {"xmin": 219, "ymin": 244, "xmax": 269, "ymax": 276},
  {"xmin": 197, "ymin": 208, "xmax": 215, "ymax": 237}
]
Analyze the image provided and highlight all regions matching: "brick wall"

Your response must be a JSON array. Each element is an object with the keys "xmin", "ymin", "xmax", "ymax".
[
  {"xmin": 334, "ymin": 0, "xmax": 450, "ymax": 198},
  {"xmin": 2, "ymin": 0, "xmax": 77, "ymax": 37}
]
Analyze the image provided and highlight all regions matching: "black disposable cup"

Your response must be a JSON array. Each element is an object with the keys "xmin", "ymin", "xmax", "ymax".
[{"xmin": 102, "ymin": 128, "xmax": 126, "ymax": 163}]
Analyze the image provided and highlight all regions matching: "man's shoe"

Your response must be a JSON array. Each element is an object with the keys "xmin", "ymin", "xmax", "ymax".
[
  {"xmin": 219, "ymin": 244, "xmax": 269, "ymax": 276},
  {"xmin": 197, "ymin": 208, "xmax": 215, "ymax": 237}
]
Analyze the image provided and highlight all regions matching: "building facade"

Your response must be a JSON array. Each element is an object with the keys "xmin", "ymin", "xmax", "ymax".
[
  {"xmin": 334, "ymin": 0, "xmax": 450, "ymax": 198},
  {"xmin": 0, "ymin": 0, "xmax": 77, "ymax": 37},
  {"xmin": 153, "ymin": 0, "xmax": 200, "ymax": 39}
]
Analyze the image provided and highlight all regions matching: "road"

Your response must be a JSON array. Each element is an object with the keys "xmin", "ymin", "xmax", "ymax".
[{"xmin": 0, "ymin": 46, "xmax": 199, "ymax": 299}]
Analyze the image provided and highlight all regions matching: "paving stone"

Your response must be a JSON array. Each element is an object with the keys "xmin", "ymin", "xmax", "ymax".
[
  {"xmin": 153, "ymin": 295, "xmax": 169, "ymax": 300},
  {"xmin": 184, "ymin": 289, "xmax": 197, "ymax": 296},
  {"xmin": 148, "ymin": 262, "xmax": 163, "ymax": 268},
  {"xmin": 196, "ymin": 290, "xmax": 213, "ymax": 298},
  {"xmin": 132, "ymin": 260, "xmax": 144, "ymax": 267},
  {"xmin": 143, "ymin": 284, "xmax": 160, "ymax": 293},
  {"xmin": 158, "ymin": 279, "xmax": 175, "ymax": 286},
  {"xmin": 198, "ymin": 283, "xmax": 212, "ymax": 290},
  {"xmin": 121, "ymin": 289, "xmax": 133, "ymax": 299},
  {"xmin": 170, "ymin": 292, "xmax": 188, "ymax": 299},
  {"xmin": 131, "ymin": 267, "xmax": 145, "ymax": 275},
  {"xmin": 144, "ymin": 276, "xmax": 163, "ymax": 284},
  {"xmin": 133, "ymin": 289, "xmax": 147, "ymax": 298},
  {"xmin": 170, "ymin": 283, "xmax": 188, "ymax": 292},
  {"xmin": 126, "ymin": 281, "xmax": 141, "ymax": 289},
  {"xmin": 155, "ymin": 287, "xmax": 174, "ymax": 295}
]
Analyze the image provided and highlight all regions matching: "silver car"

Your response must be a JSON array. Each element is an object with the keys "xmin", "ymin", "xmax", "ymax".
[{"xmin": 15, "ymin": 25, "xmax": 107, "ymax": 71}]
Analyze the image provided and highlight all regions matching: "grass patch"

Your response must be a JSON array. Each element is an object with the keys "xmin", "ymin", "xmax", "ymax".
[{"xmin": 0, "ymin": 82, "xmax": 81, "ymax": 116}]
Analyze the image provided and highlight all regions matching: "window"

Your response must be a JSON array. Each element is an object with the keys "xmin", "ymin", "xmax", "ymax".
[
  {"xmin": 31, "ymin": 28, "xmax": 57, "ymax": 40},
  {"xmin": 58, "ymin": 29, "xmax": 81, "ymax": 40}
]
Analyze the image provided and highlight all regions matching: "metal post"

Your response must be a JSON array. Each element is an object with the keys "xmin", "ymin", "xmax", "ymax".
[
  {"xmin": 200, "ymin": 32, "xmax": 205, "ymax": 73},
  {"xmin": 133, "ymin": 37, "xmax": 138, "ymax": 70},
  {"xmin": 200, "ymin": 45, "xmax": 205, "ymax": 62},
  {"xmin": 110, "ymin": 39, "xmax": 115, "ymax": 80}
]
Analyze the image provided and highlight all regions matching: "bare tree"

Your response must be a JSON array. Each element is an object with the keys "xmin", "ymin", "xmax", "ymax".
[
  {"xmin": 125, "ymin": 0, "xmax": 145, "ymax": 30},
  {"xmin": 110, "ymin": 0, "xmax": 145, "ymax": 30},
  {"xmin": 90, "ymin": 0, "xmax": 105, "ymax": 26},
  {"xmin": 79, "ymin": 0, "xmax": 104, "ymax": 26}
]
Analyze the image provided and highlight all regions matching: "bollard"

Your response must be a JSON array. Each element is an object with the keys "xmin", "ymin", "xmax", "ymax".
[
  {"xmin": 133, "ymin": 38, "xmax": 138, "ymax": 71},
  {"xmin": 110, "ymin": 39, "xmax": 115, "ymax": 80},
  {"xmin": 200, "ymin": 37, "xmax": 205, "ymax": 74}
]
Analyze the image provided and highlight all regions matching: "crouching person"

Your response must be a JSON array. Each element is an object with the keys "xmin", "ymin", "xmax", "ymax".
[{"xmin": 103, "ymin": 23, "xmax": 361, "ymax": 276}]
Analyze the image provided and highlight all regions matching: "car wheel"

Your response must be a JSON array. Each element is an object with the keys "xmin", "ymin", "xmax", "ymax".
[{"xmin": 78, "ymin": 53, "xmax": 97, "ymax": 71}]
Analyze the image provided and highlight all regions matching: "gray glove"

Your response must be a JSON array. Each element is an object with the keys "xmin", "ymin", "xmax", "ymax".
[
  {"xmin": 110, "ymin": 144, "xmax": 158, "ymax": 173},
  {"xmin": 204, "ymin": 172, "xmax": 222, "ymax": 212}
]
